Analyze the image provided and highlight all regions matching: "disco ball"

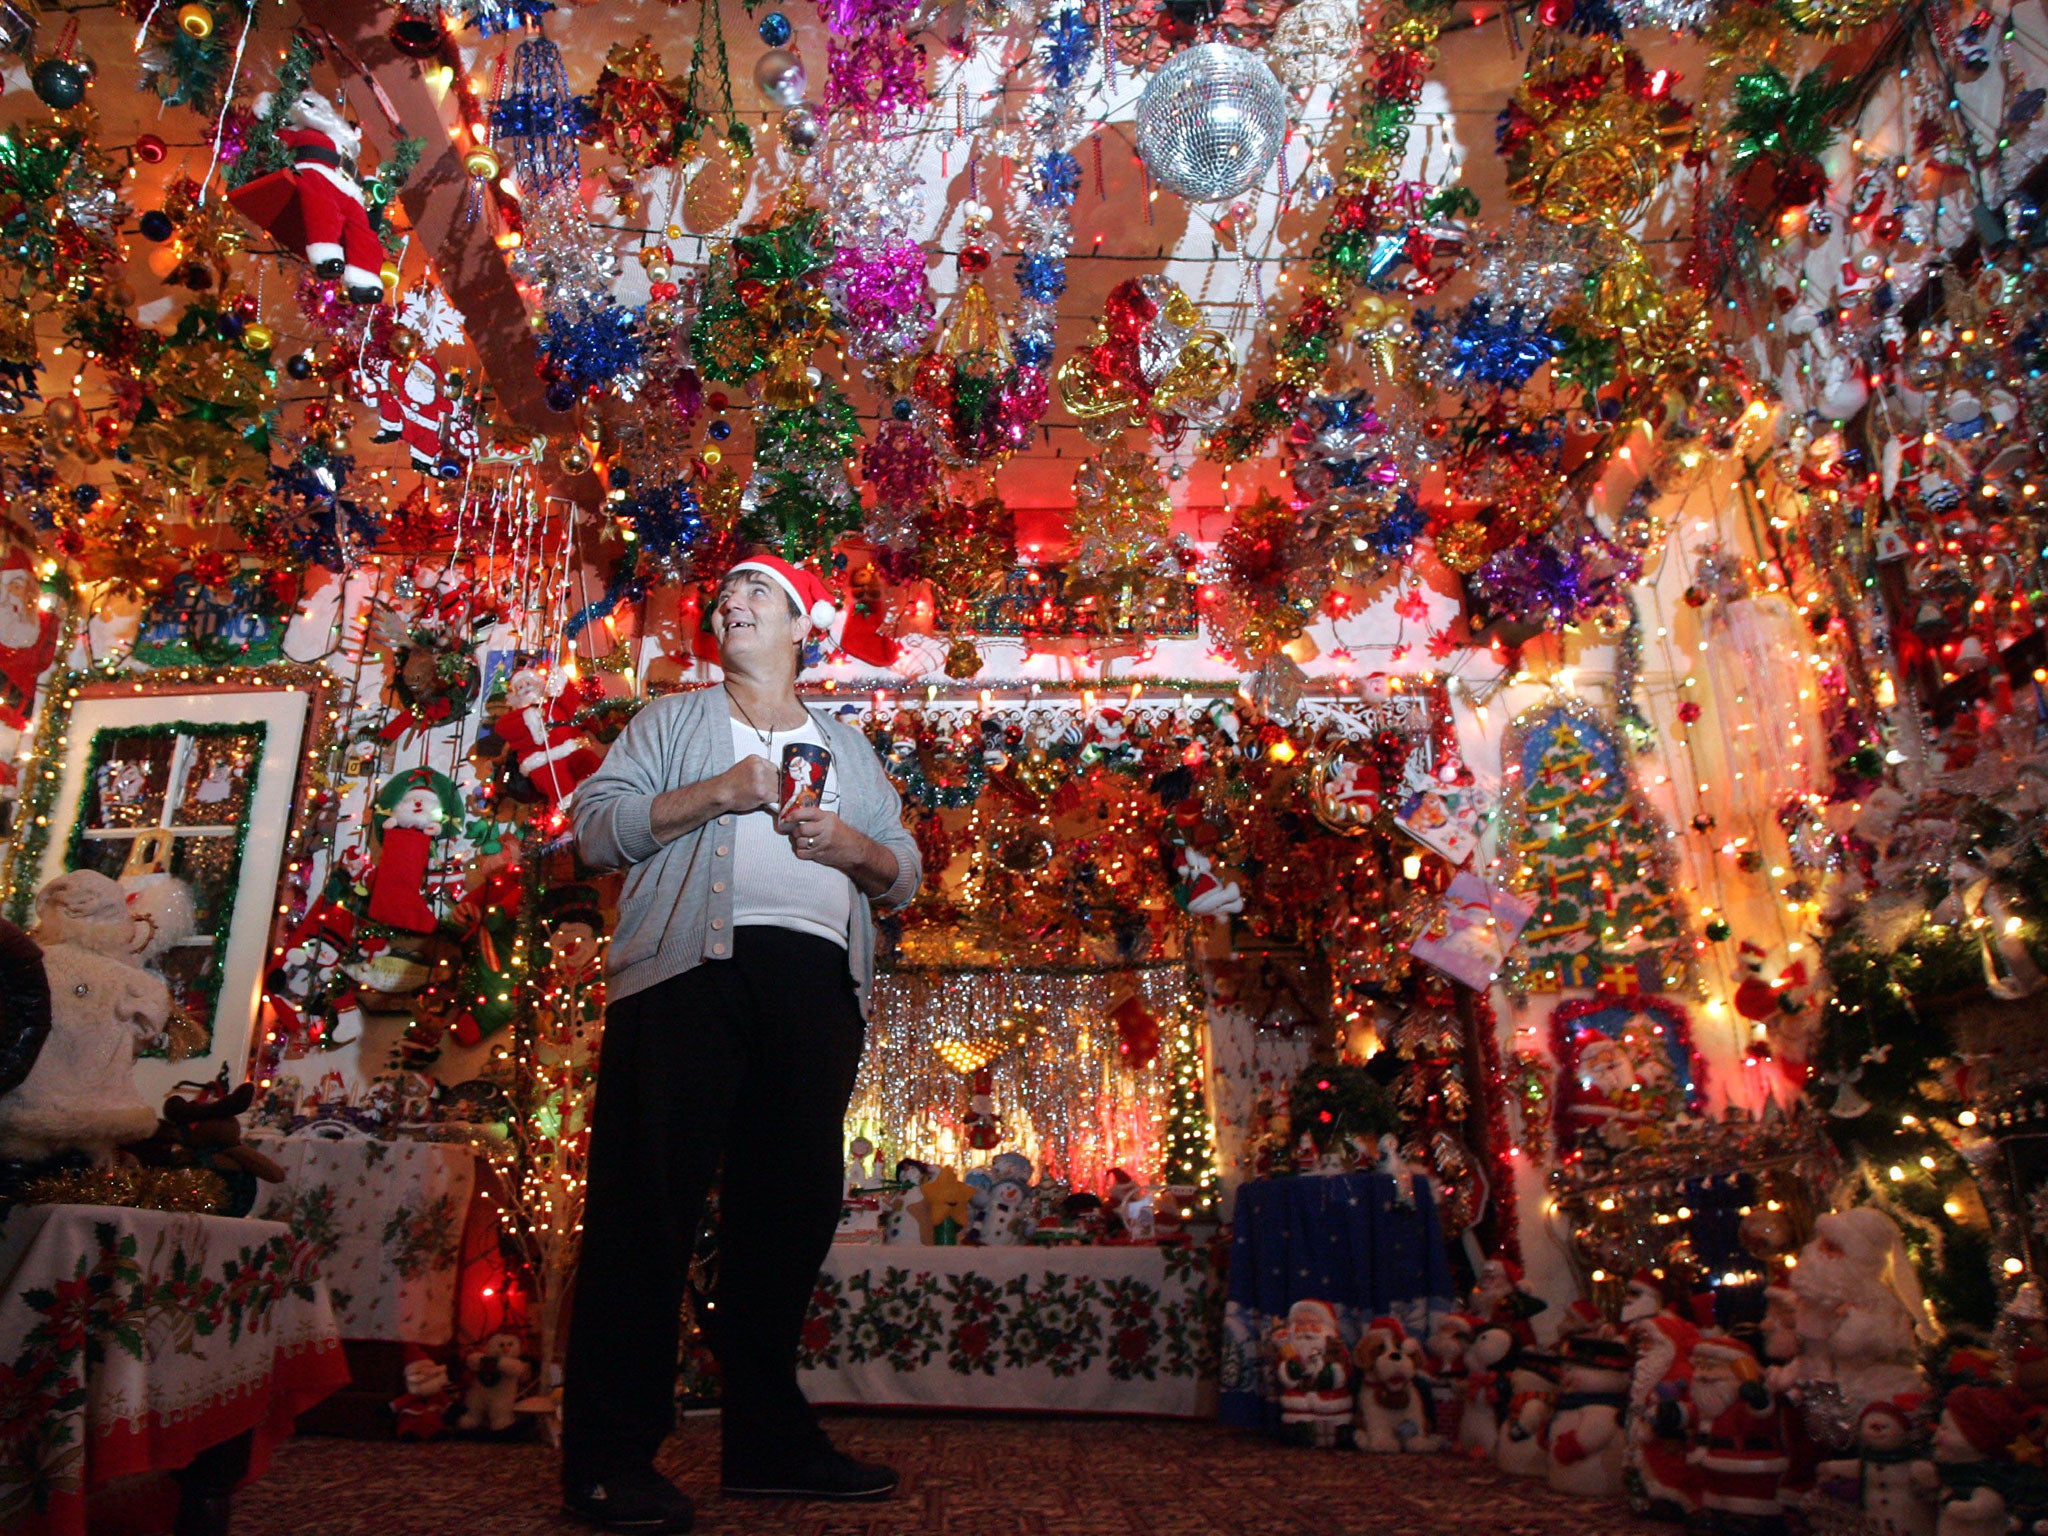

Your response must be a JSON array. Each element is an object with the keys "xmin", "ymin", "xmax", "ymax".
[{"xmin": 1134, "ymin": 43, "xmax": 1290, "ymax": 203}]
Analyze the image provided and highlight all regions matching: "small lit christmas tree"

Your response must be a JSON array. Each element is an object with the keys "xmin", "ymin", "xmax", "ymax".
[
  {"xmin": 1159, "ymin": 975, "xmax": 1219, "ymax": 1217},
  {"xmin": 1502, "ymin": 701, "xmax": 1689, "ymax": 992}
]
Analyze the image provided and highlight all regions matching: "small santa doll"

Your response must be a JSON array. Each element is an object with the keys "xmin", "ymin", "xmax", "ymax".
[
  {"xmin": 494, "ymin": 667, "xmax": 604, "ymax": 812},
  {"xmin": 1681, "ymin": 1336, "xmax": 1792, "ymax": 1529},
  {"xmin": 0, "ymin": 547, "xmax": 57, "ymax": 730},
  {"xmin": 391, "ymin": 1353, "xmax": 457, "ymax": 1440}
]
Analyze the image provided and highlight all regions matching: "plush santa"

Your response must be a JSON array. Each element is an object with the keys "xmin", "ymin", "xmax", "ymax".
[
  {"xmin": 1272, "ymin": 1299, "xmax": 1356, "ymax": 1449},
  {"xmin": 1681, "ymin": 1335, "xmax": 1793, "ymax": 1528},
  {"xmin": 361, "ymin": 357, "xmax": 477, "ymax": 477},
  {"xmin": 1423, "ymin": 1312, "xmax": 1478, "ymax": 1441},
  {"xmin": 1624, "ymin": 1272, "xmax": 1704, "ymax": 1518},
  {"xmin": 1786, "ymin": 1207, "xmax": 1936, "ymax": 1414},
  {"xmin": 1546, "ymin": 1334, "xmax": 1634, "ymax": 1500},
  {"xmin": 365, "ymin": 768, "xmax": 460, "ymax": 934},
  {"xmin": 0, "ymin": 548, "xmax": 57, "ymax": 730},
  {"xmin": 1170, "ymin": 842, "xmax": 1243, "ymax": 918},
  {"xmin": 391, "ymin": 1354, "xmax": 457, "ymax": 1441},
  {"xmin": 494, "ymin": 668, "xmax": 604, "ymax": 812},
  {"xmin": 228, "ymin": 89, "xmax": 388, "ymax": 303}
]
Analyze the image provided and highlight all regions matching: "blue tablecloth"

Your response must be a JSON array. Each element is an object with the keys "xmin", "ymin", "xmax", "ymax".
[{"xmin": 1218, "ymin": 1172, "xmax": 1458, "ymax": 1430}]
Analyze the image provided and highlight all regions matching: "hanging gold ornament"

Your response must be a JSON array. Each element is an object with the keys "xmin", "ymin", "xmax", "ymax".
[
  {"xmin": 1069, "ymin": 442, "xmax": 1173, "ymax": 578},
  {"xmin": 943, "ymin": 637, "xmax": 982, "ymax": 679},
  {"xmin": 176, "ymin": 3, "xmax": 214, "ymax": 39},
  {"xmin": 1500, "ymin": 40, "xmax": 1693, "ymax": 231},
  {"xmin": 1348, "ymin": 294, "xmax": 1412, "ymax": 383},
  {"xmin": 464, "ymin": 145, "xmax": 501, "ymax": 182},
  {"xmin": 241, "ymin": 322, "xmax": 273, "ymax": 353},
  {"xmin": 683, "ymin": 154, "xmax": 748, "ymax": 234}
]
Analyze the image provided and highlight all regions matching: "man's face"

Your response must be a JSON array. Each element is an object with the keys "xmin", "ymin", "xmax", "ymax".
[{"xmin": 712, "ymin": 571, "xmax": 800, "ymax": 667}]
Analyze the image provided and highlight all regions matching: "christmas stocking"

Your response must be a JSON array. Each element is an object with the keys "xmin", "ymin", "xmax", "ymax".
[{"xmin": 367, "ymin": 824, "xmax": 441, "ymax": 933}]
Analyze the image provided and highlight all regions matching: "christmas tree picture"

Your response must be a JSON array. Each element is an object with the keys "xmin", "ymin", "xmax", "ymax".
[{"xmin": 1500, "ymin": 700, "xmax": 1690, "ymax": 992}]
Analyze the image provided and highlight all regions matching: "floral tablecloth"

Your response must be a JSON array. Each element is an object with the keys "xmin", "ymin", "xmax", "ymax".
[
  {"xmin": 249, "ymin": 1135, "xmax": 475, "ymax": 1344},
  {"xmin": 796, "ymin": 1241, "xmax": 1223, "ymax": 1416},
  {"xmin": 0, "ymin": 1203, "xmax": 347, "ymax": 1536},
  {"xmin": 1218, "ymin": 1172, "xmax": 1459, "ymax": 1431}
]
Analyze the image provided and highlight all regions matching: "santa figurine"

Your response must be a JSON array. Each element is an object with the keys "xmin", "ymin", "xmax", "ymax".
[
  {"xmin": 365, "ymin": 767, "xmax": 459, "ymax": 934},
  {"xmin": 1785, "ymin": 1208, "xmax": 1936, "ymax": 1416},
  {"xmin": 0, "ymin": 547, "xmax": 57, "ymax": 730},
  {"xmin": 1678, "ymin": 1336, "xmax": 1793, "ymax": 1533},
  {"xmin": 1623, "ymin": 1269, "xmax": 1704, "ymax": 1520},
  {"xmin": 1272, "ymin": 1299, "xmax": 1356, "ymax": 1449},
  {"xmin": 1170, "ymin": 842, "xmax": 1243, "ymax": 918},
  {"xmin": 361, "ymin": 357, "xmax": 477, "ymax": 478},
  {"xmin": 391, "ymin": 1353, "xmax": 458, "ymax": 1441},
  {"xmin": 495, "ymin": 667, "xmax": 604, "ymax": 813},
  {"xmin": 227, "ymin": 89, "xmax": 388, "ymax": 303}
]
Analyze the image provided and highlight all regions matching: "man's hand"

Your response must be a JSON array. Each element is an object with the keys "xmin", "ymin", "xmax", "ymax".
[{"xmin": 718, "ymin": 755, "xmax": 780, "ymax": 816}]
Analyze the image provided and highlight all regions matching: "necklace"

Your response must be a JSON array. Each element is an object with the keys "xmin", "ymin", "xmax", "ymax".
[{"xmin": 724, "ymin": 684, "xmax": 777, "ymax": 753}]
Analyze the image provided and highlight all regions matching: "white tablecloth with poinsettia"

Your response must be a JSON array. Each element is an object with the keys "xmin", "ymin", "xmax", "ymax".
[
  {"xmin": 0, "ymin": 1204, "xmax": 347, "ymax": 1536},
  {"xmin": 248, "ymin": 1135, "xmax": 475, "ymax": 1344},
  {"xmin": 796, "ymin": 1241, "xmax": 1223, "ymax": 1416}
]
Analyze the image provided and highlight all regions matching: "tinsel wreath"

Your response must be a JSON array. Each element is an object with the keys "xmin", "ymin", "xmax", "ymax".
[{"xmin": 1204, "ymin": 491, "xmax": 1330, "ymax": 667}]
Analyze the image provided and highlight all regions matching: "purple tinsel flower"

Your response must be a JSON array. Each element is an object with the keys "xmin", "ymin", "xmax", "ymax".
[
  {"xmin": 826, "ymin": 34, "xmax": 929, "ymax": 117},
  {"xmin": 827, "ymin": 241, "xmax": 934, "ymax": 359},
  {"xmin": 1468, "ymin": 529, "xmax": 1641, "ymax": 631},
  {"xmin": 861, "ymin": 420, "xmax": 938, "ymax": 508}
]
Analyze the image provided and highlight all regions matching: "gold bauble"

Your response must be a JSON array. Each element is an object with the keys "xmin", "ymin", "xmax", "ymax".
[
  {"xmin": 176, "ymin": 3, "xmax": 214, "ymax": 38},
  {"xmin": 561, "ymin": 440, "xmax": 594, "ymax": 474},
  {"xmin": 379, "ymin": 261, "xmax": 402, "ymax": 292},
  {"xmin": 242, "ymin": 322, "xmax": 273, "ymax": 352},
  {"xmin": 387, "ymin": 325, "xmax": 422, "ymax": 363},
  {"xmin": 683, "ymin": 158, "xmax": 747, "ymax": 233},
  {"xmin": 464, "ymin": 145, "xmax": 501, "ymax": 181},
  {"xmin": 943, "ymin": 637, "xmax": 981, "ymax": 679}
]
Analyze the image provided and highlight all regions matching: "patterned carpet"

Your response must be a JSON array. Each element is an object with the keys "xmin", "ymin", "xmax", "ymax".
[{"xmin": 233, "ymin": 1416, "xmax": 1668, "ymax": 1536}]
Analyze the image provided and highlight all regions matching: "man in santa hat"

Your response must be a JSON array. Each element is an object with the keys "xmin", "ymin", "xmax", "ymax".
[
  {"xmin": 1680, "ymin": 1335, "xmax": 1793, "ymax": 1532},
  {"xmin": 564, "ymin": 554, "xmax": 921, "ymax": 1529}
]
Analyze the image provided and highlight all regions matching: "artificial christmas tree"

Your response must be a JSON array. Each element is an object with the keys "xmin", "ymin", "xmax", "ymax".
[{"xmin": 1500, "ymin": 700, "xmax": 1690, "ymax": 992}]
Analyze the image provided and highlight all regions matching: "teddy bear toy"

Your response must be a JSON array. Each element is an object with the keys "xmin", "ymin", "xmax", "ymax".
[
  {"xmin": 458, "ymin": 1331, "xmax": 531, "ymax": 1436},
  {"xmin": 1353, "ymin": 1316, "xmax": 1444, "ymax": 1454},
  {"xmin": 227, "ymin": 88, "xmax": 387, "ymax": 303},
  {"xmin": 0, "ymin": 871, "xmax": 173, "ymax": 1163},
  {"xmin": 392, "ymin": 1355, "xmax": 458, "ymax": 1441}
]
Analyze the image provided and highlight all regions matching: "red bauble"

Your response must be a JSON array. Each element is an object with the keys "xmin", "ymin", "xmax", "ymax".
[
  {"xmin": 958, "ymin": 243, "xmax": 991, "ymax": 275},
  {"xmin": 134, "ymin": 134, "xmax": 167, "ymax": 164},
  {"xmin": 1535, "ymin": 0, "xmax": 1574, "ymax": 26}
]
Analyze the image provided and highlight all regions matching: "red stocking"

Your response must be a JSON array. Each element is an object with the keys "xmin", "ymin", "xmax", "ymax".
[{"xmin": 367, "ymin": 825, "xmax": 440, "ymax": 933}]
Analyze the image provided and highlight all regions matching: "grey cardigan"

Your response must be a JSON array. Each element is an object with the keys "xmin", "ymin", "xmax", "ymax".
[{"xmin": 572, "ymin": 686, "xmax": 921, "ymax": 1011}]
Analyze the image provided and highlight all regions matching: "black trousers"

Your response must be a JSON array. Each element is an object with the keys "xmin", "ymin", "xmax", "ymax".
[{"xmin": 559, "ymin": 927, "xmax": 866, "ymax": 1482}]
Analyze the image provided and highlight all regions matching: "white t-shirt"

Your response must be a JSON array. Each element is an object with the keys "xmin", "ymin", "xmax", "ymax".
[{"xmin": 729, "ymin": 716, "xmax": 853, "ymax": 948}]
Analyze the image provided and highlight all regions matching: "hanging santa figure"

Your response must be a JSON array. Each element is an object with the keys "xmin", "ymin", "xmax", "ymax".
[
  {"xmin": 493, "ymin": 667, "xmax": 605, "ymax": 812},
  {"xmin": 365, "ymin": 767, "xmax": 461, "ymax": 935},
  {"xmin": 0, "ymin": 547, "xmax": 57, "ymax": 730},
  {"xmin": 360, "ymin": 356, "xmax": 477, "ymax": 478},
  {"xmin": 227, "ymin": 88, "xmax": 388, "ymax": 303}
]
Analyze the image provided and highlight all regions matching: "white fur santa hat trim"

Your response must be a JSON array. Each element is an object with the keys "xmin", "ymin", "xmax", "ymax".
[{"xmin": 726, "ymin": 555, "xmax": 838, "ymax": 633}]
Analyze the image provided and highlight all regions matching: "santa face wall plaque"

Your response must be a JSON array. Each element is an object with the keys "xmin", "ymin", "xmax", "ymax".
[{"xmin": 1549, "ymin": 995, "xmax": 1705, "ymax": 1166}]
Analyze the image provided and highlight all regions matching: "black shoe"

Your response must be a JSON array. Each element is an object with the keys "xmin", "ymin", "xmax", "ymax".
[
  {"xmin": 562, "ymin": 1468, "xmax": 694, "ymax": 1532},
  {"xmin": 722, "ymin": 1449, "xmax": 900, "ymax": 1502}
]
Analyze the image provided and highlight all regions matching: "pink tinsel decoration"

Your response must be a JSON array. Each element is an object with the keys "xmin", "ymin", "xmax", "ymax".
[{"xmin": 827, "ymin": 241, "xmax": 934, "ymax": 360}]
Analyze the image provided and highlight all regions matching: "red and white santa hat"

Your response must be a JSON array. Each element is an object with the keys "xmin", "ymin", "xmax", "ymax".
[{"xmin": 725, "ymin": 554, "xmax": 838, "ymax": 633}]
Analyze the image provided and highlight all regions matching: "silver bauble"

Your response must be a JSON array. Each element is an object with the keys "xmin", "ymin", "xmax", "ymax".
[
  {"xmin": 1135, "ymin": 43, "xmax": 1289, "ymax": 203},
  {"xmin": 1266, "ymin": 0, "xmax": 1357, "ymax": 95},
  {"xmin": 753, "ymin": 48, "xmax": 809, "ymax": 109},
  {"xmin": 780, "ymin": 106, "xmax": 823, "ymax": 154}
]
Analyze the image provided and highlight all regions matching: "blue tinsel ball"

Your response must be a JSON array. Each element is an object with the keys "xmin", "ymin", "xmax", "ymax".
[
  {"xmin": 759, "ymin": 11, "xmax": 792, "ymax": 44},
  {"xmin": 708, "ymin": 419, "xmax": 732, "ymax": 441},
  {"xmin": 1012, "ymin": 333, "xmax": 1054, "ymax": 370}
]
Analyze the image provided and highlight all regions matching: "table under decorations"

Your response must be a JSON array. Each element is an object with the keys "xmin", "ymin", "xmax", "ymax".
[
  {"xmin": 797, "ymin": 1239, "xmax": 1224, "ymax": 1416},
  {"xmin": 1217, "ymin": 1173, "xmax": 1458, "ymax": 1430},
  {"xmin": 247, "ymin": 1134, "xmax": 477, "ymax": 1344},
  {"xmin": 0, "ymin": 1203, "xmax": 347, "ymax": 1536}
]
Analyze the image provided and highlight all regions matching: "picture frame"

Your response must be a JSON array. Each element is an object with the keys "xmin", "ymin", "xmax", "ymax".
[{"xmin": 1549, "ymin": 995, "xmax": 1706, "ymax": 1164}]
